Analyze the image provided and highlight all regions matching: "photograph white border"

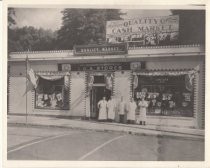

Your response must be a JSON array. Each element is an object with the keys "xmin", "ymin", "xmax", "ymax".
[{"xmin": 2, "ymin": 0, "xmax": 209, "ymax": 167}]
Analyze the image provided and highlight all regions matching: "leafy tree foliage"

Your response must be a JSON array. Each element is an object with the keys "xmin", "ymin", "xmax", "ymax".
[
  {"xmin": 56, "ymin": 9, "xmax": 124, "ymax": 49},
  {"xmin": 8, "ymin": 8, "xmax": 57, "ymax": 52},
  {"xmin": 8, "ymin": 26, "xmax": 57, "ymax": 52},
  {"xmin": 8, "ymin": 8, "xmax": 16, "ymax": 28},
  {"xmin": 171, "ymin": 10, "xmax": 205, "ymax": 44}
]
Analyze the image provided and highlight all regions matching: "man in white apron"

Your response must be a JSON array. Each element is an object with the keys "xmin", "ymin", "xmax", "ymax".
[
  {"xmin": 97, "ymin": 97, "xmax": 108, "ymax": 121},
  {"xmin": 127, "ymin": 97, "xmax": 137, "ymax": 124},
  {"xmin": 138, "ymin": 97, "xmax": 148, "ymax": 125},
  {"xmin": 107, "ymin": 96, "xmax": 116, "ymax": 122}
]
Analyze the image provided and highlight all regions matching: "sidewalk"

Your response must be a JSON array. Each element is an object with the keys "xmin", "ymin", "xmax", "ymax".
[{"xmin": 7, "ymin": 115, "xmax": 204, "ymax": 139}]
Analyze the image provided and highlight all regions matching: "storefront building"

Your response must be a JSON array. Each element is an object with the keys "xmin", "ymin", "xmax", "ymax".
[{"xmin": 8, "ymin": 44, "xmax": 205, "ymax": 129}]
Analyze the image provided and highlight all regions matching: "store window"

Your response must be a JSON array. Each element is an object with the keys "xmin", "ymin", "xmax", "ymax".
[
  {"xmin": 35, "ymin": 76, "xmax": 69, "ymax": 110},
  {"xmin": 134, "ymin": 74, "xmax": 194, "ymax": 117}
]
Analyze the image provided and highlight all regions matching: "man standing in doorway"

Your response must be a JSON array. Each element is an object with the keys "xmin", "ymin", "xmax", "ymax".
[
  {"xmin": 119, "ymin": 96, "xmax": 126, "ymax": 123},
  {"xmin": 97, "ymin": 96, "xmax": 108, "ymax": 122},
  {"xmin": 107, "ymin": 96, "xmax": 116, "ymax": 122}
]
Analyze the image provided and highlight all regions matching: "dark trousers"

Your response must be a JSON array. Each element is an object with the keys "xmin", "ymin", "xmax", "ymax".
[
  {"xmin": 98, "ymin": 119, "xmax": 107, "ymax": 122},
  {"xmin": 127, "ymin": 120, "xmax": 135, "ymax": 124},
  {"xmin": 107, "ymin": 119, "xmax": 114, "ymax": 122},
  {"xmin": 119, "ymin": 115, "xmax": 124, "ymax": 123}
]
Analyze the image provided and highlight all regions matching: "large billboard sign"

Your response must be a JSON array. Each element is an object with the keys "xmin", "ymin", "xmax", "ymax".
[{"xmin": 106, "ymin": 15, "xmax": 179, "ymax": 46}]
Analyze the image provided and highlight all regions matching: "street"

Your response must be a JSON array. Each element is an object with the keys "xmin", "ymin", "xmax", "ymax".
[{"xmin": 7, "ymin": 125, "xmax": 204, "ymax": 161}]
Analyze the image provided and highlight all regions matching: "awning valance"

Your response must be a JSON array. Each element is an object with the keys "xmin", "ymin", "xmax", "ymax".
[
  {"xmin": 35, "ymin": 71, "xmax": 70, "ymax": 81},
  {"xmin": 133, "ymin": 69, "xmax": 198, "ymax": 76},
  {"xmin": 38, "ymin": 75, "xmax": 64, "ymax": 81}
]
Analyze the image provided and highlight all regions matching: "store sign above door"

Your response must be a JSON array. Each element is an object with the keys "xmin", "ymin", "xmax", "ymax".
[
  {"xmin": 71, "ymin": 63, "xmax": 130, "ymax": 71},
  {"xmin": 73, "ymin": 43, "xmax": 128, "ymax": 56}
]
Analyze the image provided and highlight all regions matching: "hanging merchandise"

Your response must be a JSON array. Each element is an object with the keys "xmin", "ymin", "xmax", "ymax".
[
  {"xmin": 136, "ymin": 92, "xmax": 146, "ymax": 99},
  {"xmin": 88, "ymin": 75, "xmax": 94, "ymax": 91},
  {"xmin": 183, "ymin": 93, "xmax": 192, "ymax": 102},
  {"xmin": 185, "ymin": 73, "xmax": 195, "ymax": 92},
  {"xmin": 105, "ymin": 73, "xmax": 113, "ymax": 90},
  {"xmin": 133, "ymin": 75, "xmax": 138, "ymax": 89},
  {"xmin": 147, "ymin": 92, "xmax": 159, "ymax": 99}
]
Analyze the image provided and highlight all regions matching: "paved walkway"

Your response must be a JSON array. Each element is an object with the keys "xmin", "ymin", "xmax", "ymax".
[{"xmin": 7, "ymin": 115, "xmax": 204, "ymax": 139}]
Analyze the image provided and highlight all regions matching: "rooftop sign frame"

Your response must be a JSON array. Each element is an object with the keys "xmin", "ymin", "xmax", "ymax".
[{"xmin": 106, "ymin": 15, "xmax": 179, "ymax": 46}]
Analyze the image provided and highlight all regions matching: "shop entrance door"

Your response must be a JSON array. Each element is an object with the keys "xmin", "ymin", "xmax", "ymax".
[{"xmin": 90, "ymin": 85, "xmax": 111, "ymax": 119}]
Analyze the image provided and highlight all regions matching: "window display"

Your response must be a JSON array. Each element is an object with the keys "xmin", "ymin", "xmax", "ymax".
[
  {"xmin": 134, "ymin": 75, "xmax": 194, "ymax": 117},
  {"xmin": 35, "ymin": 76, "xmax": 69, "ymax": 110}
]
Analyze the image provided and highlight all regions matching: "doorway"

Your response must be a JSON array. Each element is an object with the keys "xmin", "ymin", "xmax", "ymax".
[{"xmin": 90, "ymin": 85, "xmax": 111, "ymax": 119}]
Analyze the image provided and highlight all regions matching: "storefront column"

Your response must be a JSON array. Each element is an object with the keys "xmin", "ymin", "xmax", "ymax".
[
  {"xmin": 70, "ymin": 71, "xmax": 86, "ymax": 116},
  {"xmin": 195, "ymin": 63, "xmax": 205, "ymax": 129},
  {"xmin": 85, "ymin": 72, "xmax": 90, "ymax": 118},
  {"xmin": 194, "ymin": 69, "xmax": 199, "ymax": 128}
]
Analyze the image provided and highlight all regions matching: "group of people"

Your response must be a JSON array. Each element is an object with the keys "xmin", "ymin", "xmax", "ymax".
[{"xmin": 97, "ymin": 96, "xmax": 148, "ymax": 125}]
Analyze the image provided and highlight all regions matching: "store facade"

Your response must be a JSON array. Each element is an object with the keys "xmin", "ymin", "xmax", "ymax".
[{"xmin": 8, "ymin": 44, "xmax": 205, "ymax": 129}]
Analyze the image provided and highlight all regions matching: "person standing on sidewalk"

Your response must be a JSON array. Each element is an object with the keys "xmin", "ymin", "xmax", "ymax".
[
  {"xmin": 107, "ymin": 96, "xmax": 116, "ymax": 122},
  {"xmin": 138, "ymin": 97, "xmax": 148, "ymax": 125},
  {"xmin": 127, "ymin": 97, "xmax": 137, "ymax": 124},
  {"xmin": 98, "ymin": 96, "xmax": 108, "ymax": 122},
  {"xmin": 118, "ymin": 96, "xmax": 126, "ymax": 123}
]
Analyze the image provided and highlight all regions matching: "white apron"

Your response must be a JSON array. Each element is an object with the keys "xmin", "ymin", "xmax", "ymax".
[
  {"xmin": 98, "ymin": 100, "xmax": 107, "ymax": 120},
  {"xmin": 138, "ymin": 101, "xmax": 148, "ymax": 122},
  {"xmin": 127, "ymin": 102, "xmax": 137, "ymax": 120},
  {"xmin": 107, "ymin": 100, "xmax": 116, "ymax": 120},
  {"xmin": 119, "ymin": 101, "xmax": 125, "ymax": 115}
]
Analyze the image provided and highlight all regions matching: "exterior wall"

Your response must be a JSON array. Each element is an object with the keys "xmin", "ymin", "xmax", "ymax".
[
  {"xmin": 70, "ymin": 71, "xmax": 86, "ymax": 116},
  {"xmin": 8, "ymin": 77, "xmax": 33, "ymax": 115},
  {"xmin": 146, "ymin": 59, "xmax": 200, "ymax": 70},
  {"xmin": 9, "ymin": 62, "xmax": 25, "ymax": 78},
  {"xmin": 147, "ymin": 116, "xmax": 195, "ymax": 128},
  {"xmin": 9, "ymin": 61, "xmax": 58, "ymax": 75},
  {"xmin": 31, "ymin": 62, "xmax": 58, "ymax": 72}
]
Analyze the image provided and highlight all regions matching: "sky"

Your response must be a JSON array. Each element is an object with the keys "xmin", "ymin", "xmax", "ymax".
[
  {"xmin": 14, "ymin": 8, "xmax": 64, "ymax": 31},
  {"xmin": 13, "ymin": 8, "xmax": 172, "ymax": 31}
]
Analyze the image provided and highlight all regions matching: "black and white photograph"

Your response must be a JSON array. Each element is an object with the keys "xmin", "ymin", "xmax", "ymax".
[{"xmin": 2, "ymin": 0, "xmax": 208, "ymax": 167}]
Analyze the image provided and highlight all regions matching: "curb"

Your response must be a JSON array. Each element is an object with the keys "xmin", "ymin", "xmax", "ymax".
[
  {"xmin": 8, "ymin": 122, "xmax": 204, "ymax": 140},
  {"xmin": 78, "ymin": 119, "xmax": 204, "ymax": 137},
  {"xmin": 7, "ymin": 115, "xmax": 204, "ymax": 136}
]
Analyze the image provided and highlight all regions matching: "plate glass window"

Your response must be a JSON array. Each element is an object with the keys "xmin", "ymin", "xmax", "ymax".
[
  {"xmin": 35, "ymin": 77, "xmax": 69, "ymax": 110},
  {"xmin": 134, "ymin": 75, "xmax": 194, "ymax": 117}
]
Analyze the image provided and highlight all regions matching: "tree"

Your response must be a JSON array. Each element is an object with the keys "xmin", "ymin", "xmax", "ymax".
[
  {"xmin": 8, "ymin": 26, "xmax": 57, "ymax": 52},
  {"xmin": 56, "ymin": 9, "xmax": 124, "ymax": 49},
  {"xmin": 171, "ymin": 10, "xmax": 205, "ymax": 44},
  {"xmin": 8, "ymin": 8, "xmax": 16, "ymax": 28}
]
